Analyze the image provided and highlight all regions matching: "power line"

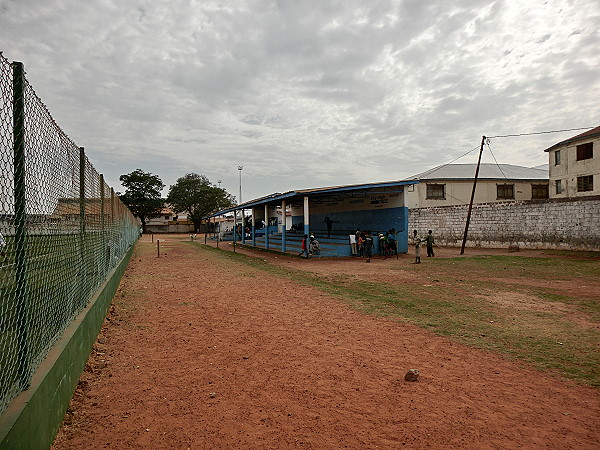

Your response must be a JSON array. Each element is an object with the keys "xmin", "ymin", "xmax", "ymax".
[
  {"xmin": 485, "ymin": 140, "xmax": 508, "ymax": 179},
  {"xmin": 414, "ymin": 144, "xmax": 480, "ymax": 178},
  {"xmin": 445, "ymin": 145, "xmax": 481, "ymax": 165},
  {"xmin": 487, "ymin": 127, "xmax": 593, "ymax": 139}
]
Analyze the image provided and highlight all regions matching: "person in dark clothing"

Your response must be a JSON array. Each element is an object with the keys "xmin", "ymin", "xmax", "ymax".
[
  {"xmin": 324, "ymin": 216, "xmax": 335, "ymax": 238},
  {"xmin": 426, "ymin": 230, "xmax": 435, "ymax": 257},
  {"xmin": 364, "ymin": 230, "xmax": 374, "ymax": 263},
  {"xmin": 386, "ymin": 229, "xmax": 397, "ymax": 259}
]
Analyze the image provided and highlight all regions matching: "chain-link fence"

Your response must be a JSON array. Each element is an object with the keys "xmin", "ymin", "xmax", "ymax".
[{"xmin": 0, "ymin": 53, "xmax": 139, "ymax": 414}]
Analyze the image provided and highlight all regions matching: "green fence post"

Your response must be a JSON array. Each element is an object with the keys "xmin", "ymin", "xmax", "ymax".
[
  {"xmin": 12, "ymin": 61, "xmax": 29, "ymax": 389},
  {"xmin": 79, "ymin": 147, "xmax": 86, "ymax": 307},
  {"xmin": 110, "ymin": 188, "xmax": 115, "ymax": 266},
  {"xmin": 100, "ymin": 175, "xmax": 106, "ymax": 275}
]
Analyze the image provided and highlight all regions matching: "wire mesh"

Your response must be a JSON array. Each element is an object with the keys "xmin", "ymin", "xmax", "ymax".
[{"xmin": 0, "ymin": 54, "xmax": 139, "ymax": 414}]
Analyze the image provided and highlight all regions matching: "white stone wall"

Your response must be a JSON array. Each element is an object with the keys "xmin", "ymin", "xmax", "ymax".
[{"xmin": 408, "ymin": 195, "xmax": 600, "ymax": 251}]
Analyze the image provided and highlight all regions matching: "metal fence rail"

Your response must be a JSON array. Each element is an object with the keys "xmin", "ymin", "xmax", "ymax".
[{"xmin": 0, "ymin": 53, "xmax": 139, "ymax": 414}]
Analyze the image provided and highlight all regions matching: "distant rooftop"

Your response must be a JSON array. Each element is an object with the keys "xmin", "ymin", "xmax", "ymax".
[{"xmin": 405, "ymin": 163, "xmax": 548, "ymax": 181}]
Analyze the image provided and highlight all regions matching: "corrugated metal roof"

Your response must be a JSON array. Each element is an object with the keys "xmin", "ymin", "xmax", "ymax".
[
  {"xmin": 405, "ymin": 163, "xmax": 548, "ymax": 181},
  {"xmin": 544, "ymin": 125, "xmax": 600, "ymax": 152},
  {"xmin": 210, "ymin": 179, "xmax": 416, "ymax": 217}
]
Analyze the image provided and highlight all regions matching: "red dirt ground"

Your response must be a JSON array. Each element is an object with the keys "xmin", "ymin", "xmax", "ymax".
[{"xmin": 52, "ymin": 236, "xmax": 600, "ymax": 449}]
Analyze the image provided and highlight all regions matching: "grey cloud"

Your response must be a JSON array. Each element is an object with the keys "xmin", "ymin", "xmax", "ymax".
[
  {"xmin": 240, "ymin": 130, "xmax": 263, "ymax": 139},
  {"xmin": 535, "ymin": 34, "xmax": 551, "ymax": 44},
  {"xmin": 241, "ymin": 115, "xmax": 263, "ymax": 126},
  {"xmin": 1, "ymin": 0, "xmax": 597, "ymax": 201}
]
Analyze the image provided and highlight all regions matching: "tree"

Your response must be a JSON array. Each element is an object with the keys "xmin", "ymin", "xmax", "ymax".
[
  {"xmin": 118, "ymin": 169, "xmax": 165, "ymax": 233},
  {"xmin": 167, "ymin": 173, "xmax": 234, "ymax": 232}
]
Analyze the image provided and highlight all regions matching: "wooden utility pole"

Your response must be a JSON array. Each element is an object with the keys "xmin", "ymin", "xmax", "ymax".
[{"xmin": 460, "ymin": 136, "xmax": 487, "ymax": 255}]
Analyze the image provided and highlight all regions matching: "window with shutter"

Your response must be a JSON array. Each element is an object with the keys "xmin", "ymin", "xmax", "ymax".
[
  {"xmin": 531, "ymin": 184, "xmax": 549, "ymax": 199},
  {"xmin": 497, "ymin": 184, "xmax": 514, "ymax": 199},
  {"xmin": 576, "ymin": 143, "xmax": 593, "ymax": 161},
  {"xmin": 577, "ymin": 175, "xmax": 593, "ymax": 192},
  {"xmin": 426, "ymin": 184, "xmax": 445, "ymax": 199}
]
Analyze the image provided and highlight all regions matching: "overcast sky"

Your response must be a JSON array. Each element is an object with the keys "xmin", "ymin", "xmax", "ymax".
[{"xmin": 2, "ymin": 0, "xmax": 599, "ymax": 202}]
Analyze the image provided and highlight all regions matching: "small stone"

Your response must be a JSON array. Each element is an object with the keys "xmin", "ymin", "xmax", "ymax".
[
  {"xmin": 242, "ymin": 356, "xmax": 250, "ymax": 360},
  {"xmin": 209, "ymin": 392, "xmax": 217, "ymax": 398},
  {"xmin": 404, "ymin": 369, "xmax": 419, "ymax": 382}
]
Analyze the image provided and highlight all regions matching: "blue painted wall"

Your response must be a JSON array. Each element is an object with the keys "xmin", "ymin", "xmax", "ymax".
[{"xmin": 291, "ymin": 206, "xmax": 409, "ymax": 253}]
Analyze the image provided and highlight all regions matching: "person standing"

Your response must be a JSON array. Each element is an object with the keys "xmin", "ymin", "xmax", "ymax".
[
  {"xmin": 378, "ymin": 232, "xmax": 386, "ymax": 256},
  {"xmin": 298, "ymin": 234, "xmax": 309, "ymax": 258},
  {"xmin": 413, "ymin": 229, "xmax": 421, "ymax": 264},
  {"xmin": 349, "ymin": 233, "xmax": 357, "ymax": 256},
  {"xmin": 387, "ymin": 229, "xmax": 398, "ymax": 259},
  {"xmin": 324, "ymin": 216, "xmax": 336, "ymax": 238},
  {"xmin": 357, "ymin": 232, "xmax": 364, "ymax": 257},
  {"xmin": 364, "ymin": 230, "xmax": 374, "ymax": 263},
  {"xmin": 426, "ymin": 229, "xmax": 435, "ymax": 257}
]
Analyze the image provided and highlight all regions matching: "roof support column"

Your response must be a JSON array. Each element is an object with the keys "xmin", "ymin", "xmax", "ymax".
[
  {"xmin": 303, "ymin": 196, "xmax": 310, "ymax": 236},
  {"xmin": 264, "ymin": 204, "xmax": 269, "ymax": 249},
  {"xmin": 281, "ymin": 200, "xmax": 287, "ymax": 252},
  {"xmin": 241, "ymin": 208, "xmax": 246, "ymax": 244},
  {"xmin": 251, "ymin": 207, "xmax": 256, "ymax": 246},
  {"xmin": 233, "ymin": 210, "xmax": 238, "ymax": 251}
]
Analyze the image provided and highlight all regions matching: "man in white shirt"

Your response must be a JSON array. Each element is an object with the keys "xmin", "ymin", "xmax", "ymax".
[{"xmin": 349, "ymin": 233, "xmax": 357, "ymax": 256}]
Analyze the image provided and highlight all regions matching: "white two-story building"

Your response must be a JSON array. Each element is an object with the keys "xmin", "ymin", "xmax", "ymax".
[{"xmin": 544, "ymin": 126, "xmax": 600, "ymax": 198}]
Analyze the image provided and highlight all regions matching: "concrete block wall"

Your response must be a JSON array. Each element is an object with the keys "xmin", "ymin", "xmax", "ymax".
[{"xmin": 408, "ymin": 195, "xmax": 600, "ymax": 251}]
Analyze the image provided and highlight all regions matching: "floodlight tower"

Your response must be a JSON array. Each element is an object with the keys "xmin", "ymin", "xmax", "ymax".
[{"xmin": 237, "ymin": 166, "xmax": 243, "ymax": 204}]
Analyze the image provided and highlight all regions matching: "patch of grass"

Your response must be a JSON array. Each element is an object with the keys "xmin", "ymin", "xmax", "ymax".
[
  {"xmin": 190, "ymin": 242, "xmax": 600, "ymax": 386},
  {"xmin": 420, "ymin": 255, "xmax": 600, "ymax": 281}
]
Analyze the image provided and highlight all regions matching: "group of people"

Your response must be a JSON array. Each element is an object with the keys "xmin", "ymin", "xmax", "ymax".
[
  {"xmin": 377, "ymin": 229, "xmax": 399, "ymax": 259},
  {"xmin": 348, "ymin": 229, "xmax": 383, "ymax": 262},
  {"xmin": 413, "ymin": 229, "xmax": 435, "ymax": 264},
  {"xmin": 298, "ymin": 234, "xmax": 321, "ymax": 258},
  {"xmin": 349, "ymin": 228, "xmax": 434, "ymax": 264},
  {"xmin": 348, "ymin": 228, "xmax": 399, "ymax": 262},
  {"xmin": 298, "ymin": 227, "xmax": 435, "ymax": 263}
]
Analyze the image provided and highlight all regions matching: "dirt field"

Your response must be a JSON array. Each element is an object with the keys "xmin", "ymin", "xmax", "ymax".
[{"xmin": 52, "ymin": 236, "xmax": 600, "ymax": 449}]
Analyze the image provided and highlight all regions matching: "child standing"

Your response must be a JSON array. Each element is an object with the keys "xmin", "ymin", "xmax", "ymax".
[
  {"xmin": 298, "ymin": 234, "xmax": 309, "ymax": 258},
  {"xmin": 413, "ymin": 230, "xmax": 421, "ymax": 264},
  {"xmin": 357, "ymin": 232, "xmax": 364, "ymax": 257}
]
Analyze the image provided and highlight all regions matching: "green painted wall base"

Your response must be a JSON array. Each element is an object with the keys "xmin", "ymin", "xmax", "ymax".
[{"xmin": 0, "ymin": 245, "xmax": 135, "ymax": 450}]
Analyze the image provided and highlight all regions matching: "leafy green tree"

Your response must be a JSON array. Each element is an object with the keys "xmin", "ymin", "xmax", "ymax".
[
  {"xmin": 118, "ymin": 169, "xmax": 165, "ymax": 233},
  {"xmin": 167, "ymin": 173, "xmax": 234, "ymax": 232}
]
